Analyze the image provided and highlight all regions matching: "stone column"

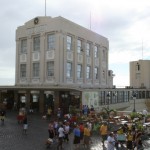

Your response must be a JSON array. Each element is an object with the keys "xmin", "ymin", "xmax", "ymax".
[
  {"xmin": 53, "ymin": 91, "xmax": 60, "ymax": 115},
  {"xmin": 26, "ymin": 90, "xmax": 31, "ymax": 110},
  {"xmin": 39, "ymin": 90, "xmax": 44, "ymax": 113}
]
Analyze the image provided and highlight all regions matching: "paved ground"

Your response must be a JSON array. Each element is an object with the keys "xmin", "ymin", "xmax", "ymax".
[{"xmin": 0, "ymin": 111, "xmax": 150, "ymax": 150}]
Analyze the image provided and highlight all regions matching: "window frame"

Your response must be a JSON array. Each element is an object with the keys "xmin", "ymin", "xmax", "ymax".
[
  {"xmin": 33, "ymin": 62, "xmax": 40, "ymax": 77},
  {"xmin": 47, "ymin": 34, "xmax": 55, "ymax": 50},
  {"xmin": 20, "ymin": 39, "xmax": 27, "ymax": 53},
  {"xmin": 66, "ymin": 62, "xmax": 72, "ymax": 78},
  {"xmin": 33, "ymin": 36, "xmax": 40, "ymax": 52},
  {"xmin": 77, "ymin": 64, "xmax": 82, "ymax": 79},
  {"xmin": 20, "ymin": 64, "xmax": 26, "ymax": 78},
  {"xmin": 47, "ymin": 61, "xmax": 54, "ymax": 77}
]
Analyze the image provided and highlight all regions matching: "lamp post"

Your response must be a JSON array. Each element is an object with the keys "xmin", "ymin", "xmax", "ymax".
[
  {"xmin": 132, "ymin": 92, "xmax": 137, "ymax": 112},
  {"xmin": 61, "ymin": 93, "xmax": 68, "ymax": 114}
]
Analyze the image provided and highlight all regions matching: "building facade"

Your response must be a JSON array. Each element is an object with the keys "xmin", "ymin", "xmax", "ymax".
[
  {"xmin": 15, "ymin": 16, "xmax": 114, "ymax": 88},
  {"xmin": 130, "ymin": 60, "xmax": 150, "ymax": 89}
]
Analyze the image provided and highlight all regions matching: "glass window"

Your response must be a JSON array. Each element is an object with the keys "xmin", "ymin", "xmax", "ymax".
[
  {"xmin": 86, "ymin": 43, "xmax": 90, "ymax": 56},
  {"xmin": 20, "ymin": 64, "xmax": 26, "ymax": 77},
  {"xmin": 103, "ymin": 70, "xmax": 105, "ymax": 78},
  {"xmin": 21, "ymin": 39, "xmax": 27, "ymax": 53},
  {"xmin": 94, "ymin": 45, "xmax": 98, "ymax": 57},
  {"xmin": 47, "ymin": 61, "xmax": 54, "ymax": 77},
  {"xmin": 86, "ymin": 66, "xmax": 90, "ymax": 79},
  {"xmin": 67, "ymin": 36, "xmax": 72, "ymax": 51},
  {"xmin": 47, "ymin": 34, "xmax": 55, "ymax": 50},
  {"xmin": 33, "ymin": 62, "xmax": 39, "ymax": 77},
  {"xmin": 77, "ymin": 64, "xmax": 82, "ymax": 79},
  {"xmin": 33, "ymin": 36, "xmax": 40, "ymax": 51},
  {"xmin": 67, "ymin": 62, "xmax": 72, "ymax": 77},
  {"xmin": 77, "ymin": 39, "xmax": 82, "ymax": 53},
  {"xmin": 94, "ymin": 67, "xmax": 98, "ymax": 79}
]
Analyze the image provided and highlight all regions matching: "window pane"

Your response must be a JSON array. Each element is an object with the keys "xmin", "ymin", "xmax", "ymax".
[
  {"xmin": 67, "ymin": 36, "xmax": 72, "ymax": 50},
  {"xmin": 94, "ymin": 46, "xmax": 98, "ymax": 57},
  {"xmin": 94, "ymin": 67, "xmax": 98, "ymax": 79},
  {"xmin": 86, "ymin": 43, "xmax": 90, "ymax": 56},
  {"xmin": 33, "ymin": 37, "xmax": 40, "ymax": 51},
  {"xmin": 77, "ymin": 40, "xmax": 81, "ymax": 53},
  {"xmin": 33, "ymin": 63, "xmax": 39, "ymax": 77},
  {"xmin": 48, "ymin": 34, "xmax": 55, "ymax": 50},
  {"xmin": 86, "ymin": 66, "xmax": 90, "ymax": 79},
  {"xmin": 20, "ymin": 64, "xmax": 26, "ymax": 77},
  {"xmin": 67, "ymin": 62, "xmax": 72, "ymax": 77},
  {"xmin": 47, "ymin": 61, "xmax": 54, "ymax": 77},
  {"xmin": 21, "ymin": 39, "xmax": 27, "ymax": 53},
  {"xmin": 77, "ymin": 64, "xmax": 82, "ymax": 78}
]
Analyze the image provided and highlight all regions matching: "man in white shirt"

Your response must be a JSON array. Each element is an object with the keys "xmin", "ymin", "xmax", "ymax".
[
  {"xmin": 57, "ymin": 124, "xmax": 64, "ymax": 150},
  {"xmin": 107, "ymin": 132, "xmax": 115, "ymax": 150}
]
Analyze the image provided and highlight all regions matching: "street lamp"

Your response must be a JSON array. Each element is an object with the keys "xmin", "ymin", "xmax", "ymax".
[{"xmin": 132, "ymin": 91, "xmax": 137, "ymax": 112}]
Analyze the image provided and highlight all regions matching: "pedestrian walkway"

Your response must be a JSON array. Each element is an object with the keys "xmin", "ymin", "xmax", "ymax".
[{"xmin": 0, "ymin": 111, "xmax": 150, "ymax": 150}]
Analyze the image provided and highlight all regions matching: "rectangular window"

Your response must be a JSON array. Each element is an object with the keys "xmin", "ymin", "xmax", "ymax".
[
  {"xmin": 77, "ymin": 39, "xmax": 82, "ymax": 53},
  {"xmin": 33, "ymin": 36, "xmax": 40, "ymax": 51},
  {"xmin": 94, "ymin": 67, "xmax": 98, "ymax": 79},
  {"xmin": 21, "ymin": 39, "xmax": 27, "ymax": 53},
  {"xmin": 86, "ymin": 43, "xmax": 90, "ymax": 56},
  {"xmin": 86, "ymin": 66, "xmax": 90, "ymax": 79},
  {"xmin": 67, "ymin": 62, "xmax": 72, "ymax": 77},
  {"xmin": 47, "ymin": 34, "xmax": 55, "ymax": 50},
  {"xmin": 47, "ymin": 61, "xmax": 54, "ymax": 77},
  {"xmin": 33, "ymin": 62, "xmax": 39, "ymax": 77},
  {"xmin": 67, "ymin": 36, "xmax": 72, "ymax": 51},
  {"xmin": 20, "ymin": 64, "xmax": 26, "ymax": 77},
  {"xmin": 77, "ymin": 64, "xmax": 82, "ymax": 79},
  {"xmin": 94, "ymin": 45, "xmax": 98, "ymax": 57}
]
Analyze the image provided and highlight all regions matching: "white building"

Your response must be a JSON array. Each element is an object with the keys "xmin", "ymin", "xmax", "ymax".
[{"xmin": 15, "ymin": 16, "xmax": 114, "ymax": 89}]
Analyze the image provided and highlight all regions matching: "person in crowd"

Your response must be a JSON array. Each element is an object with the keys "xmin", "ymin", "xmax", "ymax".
[
  {"xmin": 83, "ymin": 124, "xmax": 91, "ymax": 149},
  {"xmin": 53, "ymin": 120, "xmax": 59, "ymax": 136},
  {"xmin": 64, "ymin": 122, "xmax": 70, "ymax": 142},
  {"xmin": 113, "ymin": 131, "xmax": 118, "ymax": 150},
  {"xmin": 73, "ymin": 124, "xmax": 81, "ymax": 150},
  {"xmin": 107, "ymin": 132, "xmax": 115, "ymax": 150},
  {"xmin": 0, "ymin": 109, "xmax": 6, "ymax": 125},
  {"xmin": 100, "ymin": 122, "xmax": 108, "ymax": 147},
  {"xmin": 57, "ymin": 108, "xmax": 62, "ymax": 120},
  {"xmin": 47, "ymin": 107, "xmax": 52, "ymax": 120},
  {"xmin": 79, "ymin": 122, "xmax": 84, "ymax": 143},
  {"xmin": 48, "ymin": 121, "xmax": 55, "ymax": 139},
  {"xmin": 135, "ymin": 131, "xmax": 143, "ymax": 150},
  {"xmin": 142, "ymin": 109, "xmax": 148, "ymax": 123},
  {"xmin": 83, "ymin": 105, "xmax": 88, "ymax": 116},
  {"xmin": 57, "ymin": 124, "xmax": 65, "ymax": 150},
  {"xmin": 23, "ymin": 114, "xmax": 28, "ymax": 134},
  {"xmin": 126, "ymin": 130, "xmax": 134, "ymax": 150},
  {"xmin": 117, "ymin": 125, "xmax": 126, "ymax": 148}
]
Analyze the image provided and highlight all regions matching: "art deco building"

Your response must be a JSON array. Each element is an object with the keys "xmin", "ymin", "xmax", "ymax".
[{"xmin": 15, "ymin": 16, "xmax": 113, "ymax": 89}]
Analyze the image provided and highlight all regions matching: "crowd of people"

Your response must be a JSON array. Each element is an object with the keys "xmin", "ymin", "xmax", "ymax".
[{"xmin": 43, "ymin": 106, "xmax": 149, "ymax": 150}]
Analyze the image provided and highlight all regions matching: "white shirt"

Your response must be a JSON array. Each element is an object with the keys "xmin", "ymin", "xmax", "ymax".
[
  {"xmin": 107, "ymin": 136, "xmax": 115, "ymax": 150},
  {"xmin": 58, "ymin": 127, "xmax": 64, "ymax": 137},
  {"xmin": 64, "ymin": 125, "xmax": 70, "ymax": 134},
  {"xmin": 143, "ymin": 109, "xmax": 148, "ymax": 115}
]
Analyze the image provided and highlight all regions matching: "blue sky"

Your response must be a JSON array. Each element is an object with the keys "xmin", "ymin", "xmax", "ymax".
[{"xmin": 0, "ymin": 0, "xmax": 150, "ymax": 87}]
